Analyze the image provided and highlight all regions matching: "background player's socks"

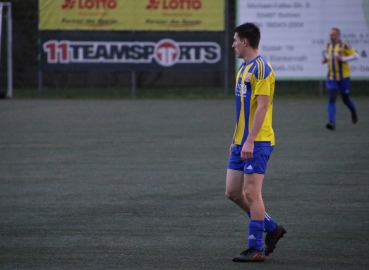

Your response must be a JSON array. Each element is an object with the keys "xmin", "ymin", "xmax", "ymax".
[
  {"xmin": 248, "ymin": 220, "xmax": 264, "ymax": 251},
  {"xmin": 342, "ymin": 93, "xmax": 356, "ymax": 113},
  {"xmin": 348, "ymin": 100, "xmax": 356, "ymax": 112},
  {"xmin": 328, "ymin": 102, "xmax": 336, "ymax": 123},
  {"xmin": 247, "ymin": 212, "xmax": 277, "ymax": 233}
]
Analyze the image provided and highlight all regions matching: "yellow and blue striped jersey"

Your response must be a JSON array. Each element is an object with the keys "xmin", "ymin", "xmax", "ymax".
[
  {"xmin": 326, "ymin": 40, "xmax": 356, "ymax": 80},
  {"xmin": 233, "ymin": 56, "xmax": 275, "ymax": 146}
]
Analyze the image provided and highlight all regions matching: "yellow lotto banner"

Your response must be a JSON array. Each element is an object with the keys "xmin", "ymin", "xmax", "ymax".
[{"xmin": 39, "ymin": 0, "xmax": 225, "ymax": 31}]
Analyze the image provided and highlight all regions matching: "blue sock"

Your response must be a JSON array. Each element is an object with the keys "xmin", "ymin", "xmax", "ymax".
[
  {"xmin": 247, "ymin": 212, "xmax": 277, "ymax": 233},
  {"xmin": 328, "ymin": 101, "xmax": 336, "ymax": 123},
  {"xmin": 264, "ymin": 212, "xmax": 277, "ymax": 233},
  {"xmin": 341, "ymin": 93, "xmax": 356, "ymax": 113},
  {"xmin": 347, "ymin": 100, "xmax": 356, "ymax": 113},
  {"xmin": 248, "ymin": 220, "xmax": 264, "ymax": 251}
]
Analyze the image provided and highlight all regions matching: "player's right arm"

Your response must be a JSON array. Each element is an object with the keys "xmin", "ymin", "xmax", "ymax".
[{"xmin": 322, "ymin": 43, "xmax": 329, "ymax": 64}]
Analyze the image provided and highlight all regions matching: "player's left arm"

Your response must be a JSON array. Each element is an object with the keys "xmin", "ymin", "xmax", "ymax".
[
  {"xmin": 339, "ymin": 42, "xmax": 359, "ymax": 62},
  {"xmin": 341, "ymin": 53, "xmax": 359, "ymax": 62},
  {"xmin": 241, "ymin": 94, "xmax": 269, "ymax": 160}
]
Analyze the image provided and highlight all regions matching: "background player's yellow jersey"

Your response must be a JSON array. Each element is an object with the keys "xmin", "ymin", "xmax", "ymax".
[
  {"xmin": 326, "ymin": 40, "xmax": 357, "ymax": 80},
  {"xmin": 233, "ymin": 56, "xmax": 275, "ymax": 146}
]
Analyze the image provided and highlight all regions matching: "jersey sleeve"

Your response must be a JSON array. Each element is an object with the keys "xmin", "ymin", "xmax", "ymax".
[
  {"xmin": 253, "ymin": 59, "xmax": 273, "ymax": 96},
  {"xmin": 342, "ymin": 41, "xmax": 357, "ymax": 56},
  {"xmin": 254, "ymin": 76, "xmax": 272, "ymax": 96}
]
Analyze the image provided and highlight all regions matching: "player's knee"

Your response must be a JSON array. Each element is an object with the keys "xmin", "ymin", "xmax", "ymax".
[
  {"xmin": 225, "ymin": 189, "xmax": 242, "ymax": 203},
  {"xmin": 244, "ymin": 189, "xmax": 258, "ymax": 203}
]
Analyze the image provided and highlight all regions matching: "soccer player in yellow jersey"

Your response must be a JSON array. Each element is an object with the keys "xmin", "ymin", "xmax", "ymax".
[
  {"xmin": 225, "ymin": 23, "xmax": 286, "ymax": 262},
  {"xmin": 322, "ymin": 28, "xmax": 359, "ymax": 130}
]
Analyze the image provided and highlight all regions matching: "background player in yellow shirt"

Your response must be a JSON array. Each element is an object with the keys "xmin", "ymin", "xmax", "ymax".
[
  {"xmin": 322, "ymin": 28, "xmax": 359, "ymax": 130},
  {"xmin": 225, "ymin": 22, "xmax": 286, "ymax": 262}
]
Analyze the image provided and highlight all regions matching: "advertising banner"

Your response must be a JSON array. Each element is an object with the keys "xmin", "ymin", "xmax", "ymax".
[
  {"xmin": 39, "ymin": 0, "xmax": 224, "ymax": 31},
  {"xmin": 236, "ymin": 0, "xmax": 369, "ymax": 79},
  {"xmin": 40, "ymin": 31, "xmax": 225, "ymax": 71},
  {"xmin": 0, "ymin": 4, "xmax": 2, "ymax": 58}
]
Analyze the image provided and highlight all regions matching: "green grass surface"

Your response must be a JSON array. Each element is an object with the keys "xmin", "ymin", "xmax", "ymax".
[
  {"xmin": 8, "ymin": 80, "xmax": 369, "ymax": 100},
  {"xmin": 1, "ymin": 98, "xmax": 368, "ymax": 269},
  {"xmin": 8, "ymin": 87, "xmax": 230, "ymax": 100}
]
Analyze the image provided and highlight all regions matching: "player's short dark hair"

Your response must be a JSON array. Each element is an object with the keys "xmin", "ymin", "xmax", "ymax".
[
  {"xmin": 331, "ymin": 28, "xmax": 341, "ymax": 35},
  {"xmin": 235, "ymin": 22, "xmax": 261, "ymax": 49}
]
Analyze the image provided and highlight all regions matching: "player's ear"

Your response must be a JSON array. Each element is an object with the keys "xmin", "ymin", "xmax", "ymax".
[{"xmin": 242, "ymin": 38, "xmax": 249, "ymax": 47}]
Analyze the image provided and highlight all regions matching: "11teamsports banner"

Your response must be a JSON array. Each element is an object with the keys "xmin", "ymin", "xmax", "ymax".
[
  {"xmin": 40, "ymin": 31, "xmax": 225, "ymax": 71},
  {"xmin": 39, "ymin": 0, "xmax": 225, "ymax": 31},
  {"xmin": 236, "ymin": 0, "xmax": 369, "ymax": 79}
]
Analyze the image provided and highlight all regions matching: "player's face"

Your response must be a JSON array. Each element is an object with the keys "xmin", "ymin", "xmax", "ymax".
[
  {"xmin": 330, "ymin": 30, "xmax": 340, "ymax": 43},
  {"xmin": 232, "ymin": 33, "xmax": 246, "ymax": 58}
]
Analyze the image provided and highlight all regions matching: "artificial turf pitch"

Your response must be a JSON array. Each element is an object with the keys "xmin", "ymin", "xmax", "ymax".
[{"xmin": 1, "ymin": 98, "xmax": 368, "ymax": 269}]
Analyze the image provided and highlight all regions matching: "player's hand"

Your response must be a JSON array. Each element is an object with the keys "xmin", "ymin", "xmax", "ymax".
[
  {"xmin": 229, "ymin": 144, "xmax": 234, "ymax": 154},
  {"xmin": 322, "ymin": 58, "xmax": 328, "ymax": 64},
  {"xmin": 241, "ymin": 140, "xmax": 253, "ymax": 160},
  {"xmin": 335, "ymin": 55, "xmax": 342, "ymax": 61}
]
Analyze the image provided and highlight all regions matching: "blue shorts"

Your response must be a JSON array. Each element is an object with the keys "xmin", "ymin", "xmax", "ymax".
[
  {"xmin": 227, "ymin": 143, "xmax": 273, "ymax": 174},
  {"xmin": 326, "ymin": 77, "xmax": 351, "ymax": 94}
]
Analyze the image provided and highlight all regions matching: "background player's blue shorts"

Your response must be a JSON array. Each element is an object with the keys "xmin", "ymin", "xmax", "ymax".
[
  {"xmin": 227, "ymin": 144, "xmax": 273, "ymax": 174},
  {"xmin": 326, "ymin": 77, "xmax": 351, "ymax": 94}
]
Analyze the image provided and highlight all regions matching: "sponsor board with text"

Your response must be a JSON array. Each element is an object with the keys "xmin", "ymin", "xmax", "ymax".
[
  {"xmin": 40, "ymin": 32, "xmax": 225, "ymax": 70},
  {"xmin": 39, "ymin": 0, "xmax": 224, "ymax": 31},
  {"xmin": 237, "ymin": 0, "xmax": 369, "ymax": 79}
]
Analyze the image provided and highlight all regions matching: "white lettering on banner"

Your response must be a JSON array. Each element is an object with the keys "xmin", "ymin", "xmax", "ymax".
[
  {"xmin": 43, "ymin": 39, "xmax": 221, "ymax": 67},
  {"xmin": 61, "ymin": 0, "xmax": 118, "ymax": 9},
  {"xmin": 237, "ymin": 0, "xmax": 369, "ymax": 79},
  {"xmin": 146, "ymin": 0, "xmax": 203, "ymax": 10}
]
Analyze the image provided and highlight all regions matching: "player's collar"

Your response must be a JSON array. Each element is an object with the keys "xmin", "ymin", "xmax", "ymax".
[{"xmin": 244, "ymin": 55, "xmax": 261, "ymax": 66}]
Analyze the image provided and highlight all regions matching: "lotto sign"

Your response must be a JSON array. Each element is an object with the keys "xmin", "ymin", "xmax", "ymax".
[
  {"xmin": 136, "ymin": 0, "xmax": 224, "ymax": 31},
  {"xmin": 40, "ymin": 32, "xmax": 225, "ymax": 70},
  {"xmin": 39, "ymin": 0, "xmax": 225, "ymax": 31},
  {"xmin": 39, "ymin": 0, "xmax": 124, "ymax": 30}
]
